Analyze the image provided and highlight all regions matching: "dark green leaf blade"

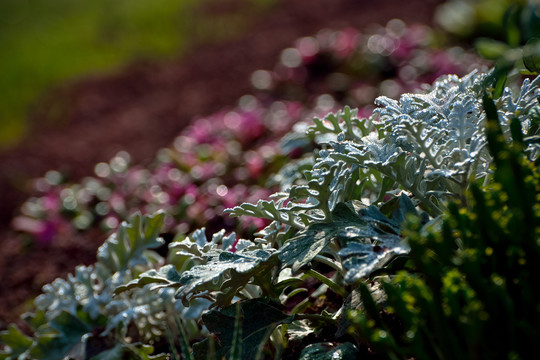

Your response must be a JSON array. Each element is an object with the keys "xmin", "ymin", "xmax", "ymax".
[
  {"xmin": 297, "ymin": 342, "xmax": 360, "ymax": 360},
  {"xmin": 193, "ymin": 299, "xmax": 293, "ymax": 360},
  {"xmin": 0, "ymin": 325, "xmax": 33, "ymax": 359},
  {"xmin": 27, "ymin": 311, "xmax": 93, "ymax": 360}
]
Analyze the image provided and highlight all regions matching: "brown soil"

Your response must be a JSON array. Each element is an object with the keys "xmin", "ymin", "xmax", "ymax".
[{"xmin": 0, "ymin": 0, "xmax": 443, "ymax": 329}]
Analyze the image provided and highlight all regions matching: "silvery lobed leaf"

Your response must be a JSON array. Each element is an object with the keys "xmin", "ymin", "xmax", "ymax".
[
  {"xmin": 279, "ymin": 202, "xmax": 394, "ymax": 273},
  {"xmin": 338, "ymin": 242, "xmax": 409, "ymax": 283},
  {"xmin": 175, "ymin": 248, "xmax": 279, "ymax": 304},
  {"xmin": 114, "ymin": 265, "xmax": 181, "ymax": 295},
  {"xmin": 97, "ymin": 211, "xmax": 165, "ymax": 274},
  {"xmin": 171, "ymin": 228, "xmax": 237, "ymax": 262}
]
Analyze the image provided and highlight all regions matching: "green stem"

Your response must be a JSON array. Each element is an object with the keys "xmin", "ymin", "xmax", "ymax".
[
  {"xmin": 303, "ymin": 269, "xmax": 349, "ymax": 298},
  {"xmin": 313, "ymin": 254, "xmax": 343, "ymax": 273},
  {"xmin": 291, "ymin": 297, "xmax": 311, "ymax": 315}
]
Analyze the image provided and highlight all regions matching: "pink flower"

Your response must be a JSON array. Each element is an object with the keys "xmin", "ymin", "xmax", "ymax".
[
  {"xmin": 245, "ymin": 151, "xmax": 265, "ymax": 179},
  {"xmin": 332, "ymin": 28, "xmax": 361, "ymax": 58},
  {"xmin": 238, "ymin": 112, "xmax": 266, "ymax": 143},
  {"xmin": 42, "ymin": 193, "xmax": 61, "ymax": 212},
  {"xmin": 12, "ymin": 217, "xmax": 61, "ymax": 245}
]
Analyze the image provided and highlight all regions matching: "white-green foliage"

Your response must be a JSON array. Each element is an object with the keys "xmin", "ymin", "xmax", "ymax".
[
  {"xmin": 117, "ymin": 228, "xmax": 280, "ymax": 309},
  {"xmin": 372, "ymin": 71, "xmax": 539, "ymax": 211},
  {"xmin": 229, "ymin": 70, "xmax": 540, "ymax": 222},
  {"xmin": 0, "ymin": 212, "xmax": 185, "ymax": 359},
  {"xmin": 225, "ymin": 70, "xmax": 540, "ymax": 285},
  {"xmin": 498, "ymin": 75, "xmax": 540, "ymax": 159},
  {"xmin": 34, "ymin": 212, "xmax": 171, "ymax": 339}
]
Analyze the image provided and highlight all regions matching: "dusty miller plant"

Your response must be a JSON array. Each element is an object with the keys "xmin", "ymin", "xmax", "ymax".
[
  {"xmin": 227, "ymin": 70, "xmax": 539, "ymax": 281},
  {"xmin": 0, "ymin": 212, "xmax": 207, "ymax": 359}
]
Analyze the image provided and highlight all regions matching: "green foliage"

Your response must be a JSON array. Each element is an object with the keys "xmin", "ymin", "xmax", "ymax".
[
  {"xmin": 89, "ymin": 343, "xmax": 169, "ymax": 360},
  {"xmin": 475, "ymin": 1, "xmax": 540, "ymax": 51},
  {"xmin": 0, "ymin": 327, "xmax": 33, "ymax": 360},
  {"xmin": 472, "ymin": 1, "xmax": 540, "ymax": 95},
  {"xmin": 435, "ymin": 0, "xmax": 532, "ymax": 40},
  {"xmin": 348, "ymin": 94, "xmax": 540, "ymax": 359},
  {"xmin": 0, "ymin": 0, "xmax": 196, "ymax": 148}
]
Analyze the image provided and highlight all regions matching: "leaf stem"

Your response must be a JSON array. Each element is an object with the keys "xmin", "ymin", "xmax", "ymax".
[
  {"xmin": 303, "ymin": 268, "xmax": 349, "ymax": 298},
  {"xmin": 313, "ymin": 255, "xmax": 343, "ymax": 273}
]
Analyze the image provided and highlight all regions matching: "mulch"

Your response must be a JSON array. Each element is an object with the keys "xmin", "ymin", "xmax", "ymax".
[{"xmin": 0, "ymin": 0, "xmax": 443, "ymax": 328}]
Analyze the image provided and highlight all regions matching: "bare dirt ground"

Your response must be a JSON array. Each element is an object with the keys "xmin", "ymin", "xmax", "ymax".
[{"xmin": 0, "ymin": 0, "xmax": 443, "ymax": 328}]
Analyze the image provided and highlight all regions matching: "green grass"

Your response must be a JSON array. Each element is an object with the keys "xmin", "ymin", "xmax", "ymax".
[{"xmin": 0, "ymin": 0, "xmax": 275, "ymax": 149}]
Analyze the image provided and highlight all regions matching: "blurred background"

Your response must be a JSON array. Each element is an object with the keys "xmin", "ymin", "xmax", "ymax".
[
  {"xmin": 0, "ymin": 0, "xmax": 281, "ymax": 225},
  {"xmin": 0, "ymin": 0, "xmax": 276, "ymax": 148}
]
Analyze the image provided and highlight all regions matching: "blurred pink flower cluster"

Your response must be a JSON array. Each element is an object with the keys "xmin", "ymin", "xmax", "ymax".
[
  {"xmin": 13, "ymin": 98, "xmax": 305, "ymax": 244},
  {"xmin": 252, "ymin": 20, "xmax": 486, "ymax": 108}
]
